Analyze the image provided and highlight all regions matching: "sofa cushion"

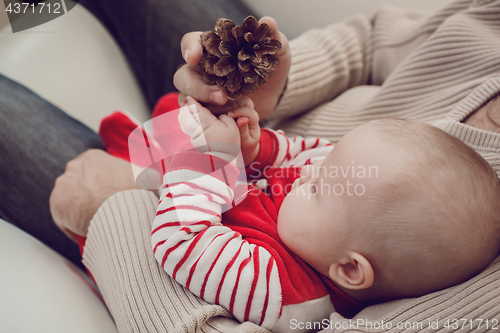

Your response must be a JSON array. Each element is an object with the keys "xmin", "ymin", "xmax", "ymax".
[{"xmin": 0, "ymin": 219, "xmax": 117, "ymax": 333}]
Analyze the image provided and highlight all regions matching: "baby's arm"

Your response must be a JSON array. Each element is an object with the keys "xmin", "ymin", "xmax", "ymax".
[
  {"xmin": 246, "ymin": 129, "xmax": 334, "ymax": 177},
  {"xmin": 152, "ymin": 98, "xmax": 282, "ymax": 328},
  {"xmin": 277, "ymin": 132, "xmax": 334, "ymax": 167},
  {"xmin": 226, "ymin": 97, "xmax": 261, "ymax": 166},
  {"xmin": 151, "ymin": 152, "xmax": 281, "ymax": 329}
]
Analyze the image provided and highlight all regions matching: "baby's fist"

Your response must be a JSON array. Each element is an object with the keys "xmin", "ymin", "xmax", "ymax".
[{"xmin": 179, "ymin": 96, "xmax": 240, "ymax": 158}]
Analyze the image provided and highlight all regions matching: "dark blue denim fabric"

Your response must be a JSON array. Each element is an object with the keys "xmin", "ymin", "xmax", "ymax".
[{"xmin": 0, "ymin": 74, "xmax": 104, "ymax": 269}]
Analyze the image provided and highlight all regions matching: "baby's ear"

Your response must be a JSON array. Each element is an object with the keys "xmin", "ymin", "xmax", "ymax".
[{"xmin": 328, "ymin": 252, "xmax": 374, "ymax": 290}]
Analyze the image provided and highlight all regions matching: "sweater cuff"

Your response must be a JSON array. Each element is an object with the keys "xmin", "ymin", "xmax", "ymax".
[
  {"xmin": 83, "ymin": 189, "xmax": 158, "ymax": 264},
  {"xmin": 82, "ymin": 189, "xmax": 158, "ymax": 290}
]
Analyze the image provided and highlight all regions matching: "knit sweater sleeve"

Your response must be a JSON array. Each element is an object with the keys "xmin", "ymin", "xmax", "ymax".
[
  {"xmin": 151, "ymin": 151, "xmax": 282, "ymax": 330},
  {"xmin": 246, "ymin": 128, "xmax": 334, "ymax": 177},
  {"xmin": 271, "ymin": 14, "xmax": 373, "ymax": 119},
  {"xmin": 82, "ymin": 189, "xmax": 269, "ymax": 333},
  {"xmin": 271, "ymin": 0, "xmax": 473, "ymax": 120}
]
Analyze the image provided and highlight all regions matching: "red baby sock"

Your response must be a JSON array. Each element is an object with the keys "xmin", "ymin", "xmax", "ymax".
[
  {"xmin": 99, "ymin": 111, "xmax": 156, "ymax": 164},
  {"xmin": 152, "ymin": 92, "xmax": 180, "ymax": 118},
  {"xmin": 77, "ymin": 93, "xmax": 188, "ymax": 255}
]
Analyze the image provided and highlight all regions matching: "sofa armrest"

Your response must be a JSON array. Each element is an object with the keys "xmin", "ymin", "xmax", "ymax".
[
  {"xmin": 0, "ymin": 219, "xmax": 117, "ymax": 333},
  {"xmin": 0, "ymin": 1, "xmax": 149, "ymax": 132}
]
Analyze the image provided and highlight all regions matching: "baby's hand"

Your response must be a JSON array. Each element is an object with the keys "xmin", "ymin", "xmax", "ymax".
[
  {"xmin": 227, "ymin": 97, "xmax": 260, "ymax": 166},
  {"xmin": 179, "ymin": 96, "xmax": 240, "ymax": 160}
]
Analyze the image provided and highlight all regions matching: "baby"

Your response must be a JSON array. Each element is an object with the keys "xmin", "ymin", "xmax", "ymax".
[{"xmin": 151, "ymin": 96, "xmax": 500, "ymax": 332}]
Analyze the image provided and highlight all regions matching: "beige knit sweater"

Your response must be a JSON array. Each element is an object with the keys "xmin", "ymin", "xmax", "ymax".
[{"xmin": 83, "ymin": 0, "xmax": 500, "ymax": 331}]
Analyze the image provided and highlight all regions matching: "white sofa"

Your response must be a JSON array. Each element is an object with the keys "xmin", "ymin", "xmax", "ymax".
[
  {"xmin": 0, "ymin": 1, "xmax": 150, "ymax": 131},
  {"xmin": 0, "ymin": 4, "xmax": 145, "ymax": 332},
  {"xmin": 0, "ymin": 219, "xmax": 118, "ymax": 333}
]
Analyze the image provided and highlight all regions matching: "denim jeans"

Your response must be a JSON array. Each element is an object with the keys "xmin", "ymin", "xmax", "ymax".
[
  {"xmin": 0, "ymin": 75, "xmax": 104, "ymax": 269},
  {"xmin": 0, "ymin": 0, "xmax": 252, "ymax": 269}
]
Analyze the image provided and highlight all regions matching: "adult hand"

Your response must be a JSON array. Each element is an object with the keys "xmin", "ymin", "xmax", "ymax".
[
  {"xmin": 49, "ymin": 149, "xmax": 139, "ymax": 242},
  {"xmin": 174, "ymin": 16, "xmax": 291, "ymax": 120}
]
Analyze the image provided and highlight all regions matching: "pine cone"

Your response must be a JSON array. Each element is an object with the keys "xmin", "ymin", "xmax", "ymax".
[{"xmin": 199, "ymin": 16, "xmax": 281, "ymax": 98}]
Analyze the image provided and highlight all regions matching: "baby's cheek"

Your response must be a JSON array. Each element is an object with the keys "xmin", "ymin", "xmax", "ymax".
[
  {"xmin": 290, "ymin": 178, "xmax": 300, "ymax": 192},
  {"xmin": 276, "ymin": 202, "xmax": 289, "ymax": 234},
  {"xmin": 276, "ymin": 200, "xmax": 296, "ymax": 245}
]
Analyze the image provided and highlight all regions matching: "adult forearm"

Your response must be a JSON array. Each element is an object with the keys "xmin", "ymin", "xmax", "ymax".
[
  {"xmin": 270, "ymin": 14, "xmax": 373, "ymax": 120},
  {"xmin": 270, "ymin": 0, "xmax": 471, "ymax": 121}
]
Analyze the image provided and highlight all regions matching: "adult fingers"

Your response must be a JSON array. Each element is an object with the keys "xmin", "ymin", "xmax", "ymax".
[
  {"xmin": 174, "ymin": 64, "xmax": 228, "ymax": 105},
  {"xmin": 50, "ymin": 176, "xmax": 80, "ymax": 242},
  {"xmin": 61, "ymin": 228, "xmax": 78, "ymax": 243},
  {"xmin": 180, "ymin": 31, "xmax": 204, "ymax": 66},
  {"xmin": 259, "ymin": 16, "xmax": 289, "ymax": 56},
  {"xmin": 179, "ymin": 93, "xmax": 240, "ymax": 115},
  {"xmin": 259, "ymin": 16, "xmax": 280, "ymax": 41},
  {"xmin": 202, "ymin": 100, "xmax": 240, "ymax": 115},
  {"xmin": 179, "ymin": 92, "xmax": 241, "ymax": 118},
  {"xmin": 178, "ymin": 92, "xmax": 187, "ymax": 107}
]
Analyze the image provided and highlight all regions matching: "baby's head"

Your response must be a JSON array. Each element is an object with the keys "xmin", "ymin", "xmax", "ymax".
[{"xmin": 278, "ymin": 119, "xmax": 500, "ymax": 303}]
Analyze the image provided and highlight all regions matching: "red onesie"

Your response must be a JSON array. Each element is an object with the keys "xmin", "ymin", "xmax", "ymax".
[
  {"xmin": 151, "ymin": 127, "xmax": 365, "ymax": 332},
  {"xmin": 82, "ymin": 93, "xmax": 366, "ymax": 332}
]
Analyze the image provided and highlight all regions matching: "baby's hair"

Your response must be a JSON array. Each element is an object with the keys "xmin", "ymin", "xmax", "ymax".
[{"xmin": 355, "ymin": 118, "xmax": 500, "ymax": 299}]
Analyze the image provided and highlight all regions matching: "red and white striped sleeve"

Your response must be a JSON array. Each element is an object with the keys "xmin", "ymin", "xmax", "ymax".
[
  {"xmin": 247, "ymin": 129, "xmax": 333, "ymax": 176},
  {"xmin": 151, "ymin": 151, "xmax": 282, "ymax": 329}
]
